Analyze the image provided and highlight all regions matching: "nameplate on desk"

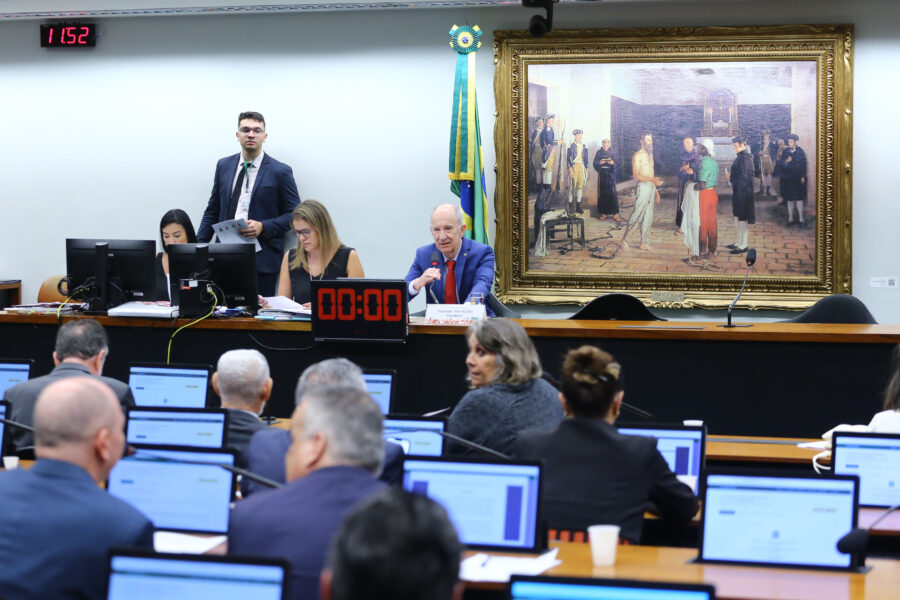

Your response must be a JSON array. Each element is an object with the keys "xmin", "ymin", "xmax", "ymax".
[
  {"xmin": 651, "ymin": 291, "xmax": 685, "ymax": 303},
  {"xmin": 425, "ymin": 304, "xmax": 486, "ymax": 324}
]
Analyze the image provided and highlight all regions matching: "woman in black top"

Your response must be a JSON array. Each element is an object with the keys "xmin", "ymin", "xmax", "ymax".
[
  {"xmin": 276, "ymin": 200, "xmax": 364, "ymax": 306},
  {"xmin": 155, "ymin": 209, "xmax": 198, "ymax": 301}
]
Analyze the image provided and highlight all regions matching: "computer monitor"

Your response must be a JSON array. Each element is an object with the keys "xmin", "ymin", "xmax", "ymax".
[
  {"xmin": 699, "ymin": 472, "xmax": 860, "ymax": 570},
  {"xmin": 65, "ymin": 238, "xmax": 157, "ymax": 312},
  {"xmin": 107, "ymin": 445, "xmax": 236, "ymax": 534},
  {"xmin": 383, "ymin": 415, "xmax": 446, "ymax": 456},
  {"xmin": 168, "ymin": 243, "xmax": 258, "ymax": 311},
  {"xmin": 508, "ymin": 575, "xmax": 716, "ymax": 600},
  {"xmin": 617, "ymin": 423, "xmax": 706, "ymax": 495},
  {"xmin": 128, "ymin": 362, "xmax": 212, "ymax": 409},
  {"xmin": 126, "ymin": 407, "xmax": 228, "ymax": 449},
  {"xmin": 402, "ymin": 456, "xmax": 544, "ymax": 552},
  {"xmin": 362, "ymin": 368, "xmax": 396, "ymax": 414},
  {"xmin": 0, "ymin": 400, "xmax": 10, "ymax": 456},
  {"xmin": 0, "ymin": 358, "xmax": 33, "ymax": 396},
  {"xmin": 832, "ymin": 431, "xmax": 900, "ymax": 508},
  {"xmin": 107, "ymin": 550, "xmax": 288, "ymax": 600}
]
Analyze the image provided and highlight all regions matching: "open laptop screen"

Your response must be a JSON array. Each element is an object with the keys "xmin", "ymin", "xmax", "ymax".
[
  {"xmin": 618, "ymin": 424, "xmax": 705, "ymax": 494},
  {"xmin": 126, "ymin": 408, "xmax": 228, "ymax": 449},
  {"xmin": 0, "ymin": 359, "xmax": 32, "ymax": 396},
  {"xmin": 0, "ymin": 400, "xmax": 9, "ymax": 455},
  {"xmin": 362, "ymin": 369, "xmax": 395, "ymax": 414},
  {"xmin": 509, "ymin": 576, "xmax": 715, "ymax": 600},
  {"xmin": 403, "ymin": 457, "xmax": 543, "ymax": 552},
  {"xmin": 128, "ymin": 363, "xmax": 211, "ymax": 408},
  {"xmin": 107, "ymin": 445, "xmax": 236, "ymax": 534},
  {"xmin": 832, "ymin": 432, "xmax": 900, "ymax": 508},
  {"xmin": 700, "ymin": 473, "xmax": 858, "ymax": 570},
  {"xmin": 107, "ymin": 552, "xmax": 287, "ymax": 600},
  {"xmin": 384, "ymin": 415, "xmax": 445, "ymax": 456}
]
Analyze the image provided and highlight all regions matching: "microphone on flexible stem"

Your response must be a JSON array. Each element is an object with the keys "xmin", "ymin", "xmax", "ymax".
[
  {"xmin": 539, "ymin": 371, "xmax": 654, "ymax": 421},
  {"xmin": 836, "ymin": 502, "xmax": 900, "ymax": 569},
  {"xmin": 0, "ymin": 417, "xmax": 35, "ymax": 433},
  {"xmin": 719, "ymin": 248, "xmax": 756, "ymax": 328},
  {"xmin": 395, "ymin": 428, "xmax": 510, "ymax": 460},
  {"xmin": 428, "ymin": 251, "xmax": 441, "ymax": 304},
  {"xmin": 127, "ymin": 446, "xmax": 283, "ymax": 490}
]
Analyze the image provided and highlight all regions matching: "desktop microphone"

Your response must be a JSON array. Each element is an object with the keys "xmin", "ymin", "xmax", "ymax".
[
  {"xmin": 836, "ymin": 502, "xmax": 900, "ymax": 564},
  {"xmin": 720, "ymin": 248, "xmax": 757, "ymax": 328},
  {"xmin": 127, "ymin": 447, "xmax": 283, "ymax": 490},
  {"xmin": 0, "ymin": 417, "xmax": 35, "ymax": 433},
  {"xmin": 428, "ymin": 251, "xmax": 441, "ymax": 304},
  {"xmin": 539, "ymin": 371, "xmax": 653, "ymax": 421},
  {"xmin": 397, "ymin": 428, "xmax": 510, "ymax": 460}
]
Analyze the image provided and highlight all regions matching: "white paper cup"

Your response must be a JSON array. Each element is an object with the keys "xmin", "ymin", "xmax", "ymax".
[
  {"xmin": 2, "ymin": 456, "xmax": 19, "ymax": 470},
  {"xmin": 683, "ymin": 419, "xmax": 704, "ymax": 427},
  {"xmin": 587, "ymin": 524, "xmax": 620, "ymax": 566}
]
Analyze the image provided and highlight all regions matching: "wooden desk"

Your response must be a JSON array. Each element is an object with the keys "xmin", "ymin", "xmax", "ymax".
[
  {"xmin": 466, "ymin": 542, "xmax": 900, "ymax": 600},
  {"xmin": 706, "ymin": 435, "xmax": 821, "ymax": 464}
]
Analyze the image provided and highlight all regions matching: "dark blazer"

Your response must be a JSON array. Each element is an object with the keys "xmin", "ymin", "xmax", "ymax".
[
  {"xmin": 515, "ymin": 418, "xmax": 698, "ymax": 543},
  {"xmin": 3, "ymin": 362, "xmax": 134, "ymax": 452},
  {"xmin": 228, "ymin": 465, "xmax": 386, "ymax": 600},
  {"xmin": 223, "ymin": 408, "xmax": 268, "ymax": 469},
  {"xmin": 0, "ymin": 459, "xmax": 154, "ymax": 600},
  {"xmin": 197, "ymin": 152, "xmax": 301, "ymax": 274},
  {"xmin": 404, "ymin": 237, "xmax": 495, "ymax": 313}
]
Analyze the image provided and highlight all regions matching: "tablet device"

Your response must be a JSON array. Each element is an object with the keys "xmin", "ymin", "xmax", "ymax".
[
  {"xmin": 126, "ymin": 407, "xmax": 228, "ymax": 449},
  {"xmin": 832, "ymin": 431, "xmax": 900, "ymax": 508},
  {"xmin": 128, "ymin": 362, "xmax": 212, "ymax": 408},
  {"xmin": 362, "ymin": 368, "xmax": 396, "ymax": 414},
  {"xmin": 618, "ymin": 422, "xmax": 706, "ymax": 494},
  {"xmin": 509, "ymin": 575, "xmax": 715, "ymax": 600},
  {"xmin": 383, "ymin": 414, "xmax": 446, "ymax": 456},
  {"xmin": 0, "ymin": 358, "xmax": 33, "ymax": 397}
]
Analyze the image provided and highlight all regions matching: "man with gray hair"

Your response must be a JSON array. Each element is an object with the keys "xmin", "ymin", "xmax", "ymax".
[
  {"xmin": 211, "ymin": 349, "xmax": 273, "ymax": 468},
  {"xmin": 228, "ymin": 385, "xmax": 387, "ymax": 600},
  {"xmin": 3, "ymin": 318, "xmax": 133, "ymax": 452},
  {"xmin": 0, "ymin": 378, "xmax": 153, "ymax": 600}
]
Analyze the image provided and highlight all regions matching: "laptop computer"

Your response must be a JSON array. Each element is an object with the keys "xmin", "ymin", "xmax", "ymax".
[
  {"xmin": 617, "ymin": 422, "xmax": 706, "ymax": 495},
  {"xmin": 107, "ymin": 445, "xmax": 236, "ymax": 534},
  {"xmin": 107, "ymin": 549, "xmax": 288, "ymax": 600},
  {"xmin": 509, "ymin": 575, "xmax": 715, "ymax": 600},
  {"xmin": 126, "ymin": 407, "xmax": 229, "ymax": 449},
  {"xmin": 0, "ymin": 358, "xmax": 33, "ymax": 396},
  {"xmin": 832, "ymin": 431, "xmax": 900, "ymax": 508},
  {"xmin": 362, "ymin": 368, "xmax": 396, "ymax": 414},
  {"xmin": 402, "ymin": 456, "xmax": 544, "ymax": 553},
  {"xmin": 699, "ymin": 471, "xmax": 860, "ymax": 570},
  {"xmin": 383, "ymin": 414, "xmax": 446, "ymax": 456},
  {"xmin": 0, "ymin": 399, "xmax": 10, "ymax": 456},
  {"xmin": 128, "ymin": 362, "xmax": 213, "ymax": 408}
]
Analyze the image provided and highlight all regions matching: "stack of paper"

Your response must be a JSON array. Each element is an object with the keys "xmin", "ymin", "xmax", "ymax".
[
  {"xmin": 459, "ymin": 548, "xmax": 561, "ymax": 582},
  {"xmin": 5, "ymin": 302, "xmax": 84, "ymax": 315},
  {"xmin": 256, "ymin": 296, "xmax": 311, "ymax": 320},
  {"xmin": 108, "ymin": 301, "xmax": 179, "ymax": 318}
]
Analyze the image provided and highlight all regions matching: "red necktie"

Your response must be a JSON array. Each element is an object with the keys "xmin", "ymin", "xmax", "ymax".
[{"xmin": 445, "ymin": 260, "xmax": 457, "ymax": 304}]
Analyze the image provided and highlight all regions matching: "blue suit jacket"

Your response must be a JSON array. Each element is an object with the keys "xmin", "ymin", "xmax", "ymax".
[
  {"xmin": 0, "ymin": 459, "xmax": 154, "ymax": 600},
  {"xmin": 405, "ymin": 237, "xmax": 495, "ymax": 313},
  {"xmin": 197, "ymin": 152, "xmax": 301, "ymax": 274},
  {"xmin": 228, "ymin": 466, "xmax": 386, "ymax": 600}
]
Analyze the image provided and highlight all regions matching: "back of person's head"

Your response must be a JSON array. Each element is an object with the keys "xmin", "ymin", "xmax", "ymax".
[
  {"xmin": 324, "ymin": 488, "xmax": 462, "ymax": 600},
  {"xmin": 560, "ymin": 345, "xmax": 623, "ymax": 418},
  {"xmin": 298, "ymin": 385, "xmax": 384, "ymax": 473},
  {"xmin": 54, "ymin": 319, "xmax": 108, "ymax": 361},
  {"xmin": 216, "ymin": 349, "xmax": 270, "ymax": 407},
  {"xmin": 466, "ymin": 318, "xmax": 542, "ymax": 385},
  {"xmin": 295, "ymin": 358, "xmax": 365, "ymax": 405},
  {"xmin": 884, "ymin": 344, "xmax": 900, "ymax": 412},
  {"xmin": 159, "ymin": 208, "xmax": 198, "ymax": 251}
]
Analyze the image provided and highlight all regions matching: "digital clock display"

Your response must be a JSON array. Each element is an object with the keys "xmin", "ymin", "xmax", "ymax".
[
  {"xmin": 40, "ymin": 24, "xmax": 97, "ymax": 48},
  {"xmin": 311, "ymin": 280, "xmax": 408, "ymax": 342}
]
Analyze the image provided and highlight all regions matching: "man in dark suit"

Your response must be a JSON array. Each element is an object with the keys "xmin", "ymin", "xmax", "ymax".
[
  {"xmin": 3, "ymin": 318, "xmax": 133, "ymax": 453},
  {"xmin": 210, "ymin": 348, "xmax": 271, "ymax": 469},
  {"xmin": 0, "ymin": 377, "xmax": 154, "ymax": 600},
  {"xmin": 228, "ymin": 385, "xmax": 387, "ymax": 600},
  {"xmin": 197, "ymin": 111, "xmax": 301, "ymax": 296},
  {"xmin": 727, "ymin": 135, "xmax": 756, "ymax": 254},
  {"xmin": 405, "ymin": 204, "xmax": 495, "ymax": 313}
]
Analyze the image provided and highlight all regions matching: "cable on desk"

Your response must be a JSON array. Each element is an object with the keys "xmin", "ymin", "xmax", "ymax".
[
  {"xmin": 246, "ymin": 332, "xmax": 318, "ymax": 352},
  {"xmin": 166, "ymin": 287, "xmax": 218, "ymax": 363}
]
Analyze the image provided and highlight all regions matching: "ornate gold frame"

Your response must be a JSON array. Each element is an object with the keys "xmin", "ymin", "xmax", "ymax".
[{"xmin": 493, "ymin": 25, "xmax": 853, "ymax": 310}]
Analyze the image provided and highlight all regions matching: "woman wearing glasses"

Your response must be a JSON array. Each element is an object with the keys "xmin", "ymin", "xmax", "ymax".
[{"xmin": 276, "ymin": 200, "xmax": 364, "ymax": 307}]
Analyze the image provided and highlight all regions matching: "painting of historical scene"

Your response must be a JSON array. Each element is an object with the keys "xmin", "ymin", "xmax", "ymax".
[{"xmin": 527, "ymin": 60, "xmax": 817, "ymax": 278}]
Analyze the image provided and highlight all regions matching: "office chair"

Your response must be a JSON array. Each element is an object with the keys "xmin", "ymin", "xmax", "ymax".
[
  {"xmin": 36, "ymin": 275, "xmax": 68, "ymax": 303},
  {"xmin": 569, "ymin": 293, "xmax": 665, "ymax": 321},
  {"xmin": 783, "ymin": 294, "xmax": 877, "ymax": 324},
  {"xmin": 486, "ymin": 293, "xmax": 522, "ymax": 318}
]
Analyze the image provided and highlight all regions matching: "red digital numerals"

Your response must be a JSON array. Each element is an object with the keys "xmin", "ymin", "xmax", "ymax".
[{"xmin": 316, "ymin": 288, "xmax": 403, "ymax": 322}]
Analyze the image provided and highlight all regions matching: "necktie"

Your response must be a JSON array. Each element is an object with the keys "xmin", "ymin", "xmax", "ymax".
[
  {"xmin": 227, "ymin": 162, "xmax": 251, "ymax": 219},
  {"xmin": 445, "ymin": 260, "xmax": 457, "ymax": 304}
]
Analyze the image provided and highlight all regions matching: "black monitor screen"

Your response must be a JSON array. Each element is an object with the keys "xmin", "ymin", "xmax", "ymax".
[
  {"xmin": 168, "ymin": 243, "xmax": 257, "ymax": 310},
  {"xmin": 65, "ymin": 239, "xmax": 157, "ymax": 309}
]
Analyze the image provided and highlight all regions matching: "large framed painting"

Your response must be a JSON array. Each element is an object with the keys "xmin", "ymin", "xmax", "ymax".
[{"xmin": 492, "ymin": 25, "xmax": 853, "ymax": 309}]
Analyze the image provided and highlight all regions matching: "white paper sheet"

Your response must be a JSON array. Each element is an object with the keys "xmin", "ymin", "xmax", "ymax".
[{"xmin": 459, "ymin": 548, "xmax": 560, "ymax": 583}]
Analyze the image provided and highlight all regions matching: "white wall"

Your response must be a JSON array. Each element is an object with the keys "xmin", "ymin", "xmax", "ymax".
[{"xmin": 1, "ymin": 0, "xmax": 897, "ymax": 321}]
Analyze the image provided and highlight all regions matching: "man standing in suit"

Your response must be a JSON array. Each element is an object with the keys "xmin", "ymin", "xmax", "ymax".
[
  {"xmin": 198, "ymin": 111, "xmax": 301, "ymax": 296},
  {"xmin": 405, "ymin": 204, "xmax": 495, "ymax": 311},
  {"xmin": 3, "ymin": 318, "xmax": 133, "ymax": 453},
  {"xmin": 0, "ymin": 378, "xmax": 154, "ymax": 600},
  {"xmin": 210, "ymin": 349, "xmax": 271, "ymax": 469},
  {"xmin": 727, "ymin": 135, "xmax": 756, "ymax": 254},
  {"xmin": 228, "ymin": 385, "xmax": 387, "ymax": 600}
]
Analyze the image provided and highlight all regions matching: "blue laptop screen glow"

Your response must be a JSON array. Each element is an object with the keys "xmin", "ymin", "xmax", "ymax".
[
  {"xmin": 510, "ymin": 580, "xmax": 713, "ymax": 600},
  {"xmin": 701, "ymin": 474, "xmax": 856, "ymax": 568},
  {"xmin": 129, "ymin": 366, "xmax": 209, "ymax": 408},
  {"xmin": 384, "ymin": 418, "xmax": 444, "ymax": 456},
  {"xmin": 833, "ymin": 434, "xmax": 900, "ymax": 507},
  {"xmin": 126, "ymin": 410, "xmax": 226, "ymax": 448},
  {"xmin": 108, "ymin": 555, "xmax": 285, "ymax": 600},
  {"xmin": 108, "ymin": 449, "xmax": 234, "ymax": 533},
  {"xmin": 0, "ymin": 362, "xmax": 30, "ymax": 396},
  {"xmin": 0, "ymin": 403, "xmax": 7, "ymax": 449},
  {"xmin": 402, "ymin": 459, "xmax": 540, "ymax": 550},
  {"xmin": 363, "ymin": 373, "xmax": 392, "ymax": 414},
  {"xmin": 618, "ymin": 427, "xmax": 703, "ymax": 494}
]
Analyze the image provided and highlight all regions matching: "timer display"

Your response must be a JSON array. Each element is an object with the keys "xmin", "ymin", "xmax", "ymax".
[
  {"xmin": 311, "ymin": 280, "xmax": 408, "ymax": 342},
  {"xmin": 40, "ymin": 24, "xmax": 97, "ymax": 48}
]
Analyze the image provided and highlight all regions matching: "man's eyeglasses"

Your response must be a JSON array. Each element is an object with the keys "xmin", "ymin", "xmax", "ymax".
[
  {"xmin": 239, "ymin": 127, "xmax": 265, "ymax": 135},
  {"xmin": 293, "ymin": 229, "xmax": 312, "ymax": 238}
]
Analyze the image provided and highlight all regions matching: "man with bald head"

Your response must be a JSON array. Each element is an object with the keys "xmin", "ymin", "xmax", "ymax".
[
  {"xmin": 0, "ymin": 378, "xmax": 153, "ymax": 600},
  {"xmin": 211, "ymin": 348, "xmax": 273, "ymax": 468},
  {"xmin": 405, "ymin": 203, "xmax": 495, "ymax": 312}
]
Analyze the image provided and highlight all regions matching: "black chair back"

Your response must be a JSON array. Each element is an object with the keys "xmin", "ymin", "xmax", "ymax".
[
  {"xmin": 784, "ymin": 294, "xmax": 877, "ymax": 324},
  {"xmin": 569, "ymin": 293, "xmax": 665, "ymax": 321}
]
